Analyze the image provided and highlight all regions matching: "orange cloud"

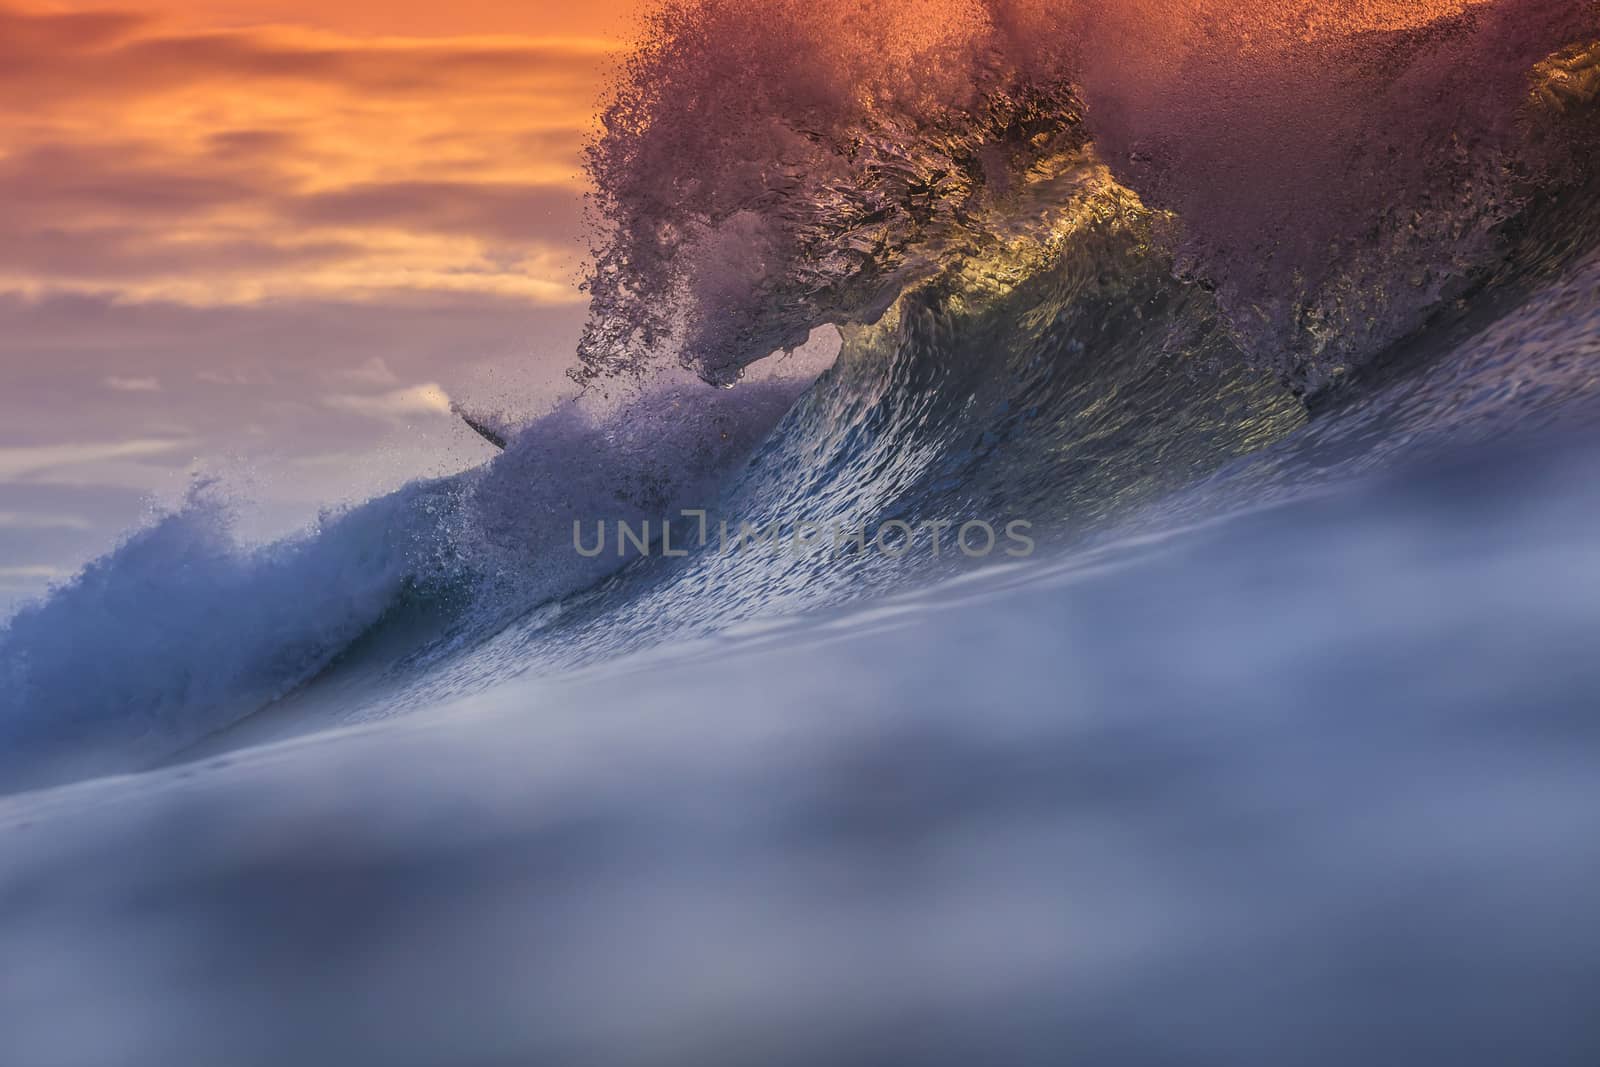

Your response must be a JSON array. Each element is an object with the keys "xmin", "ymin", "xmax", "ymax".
[
  {"xmin": 0, "ymin": 2, "xmax": 617, "ymax": 307},
  {"xmin": 32, "ymin": 0, "xmax": 639, "ymax": 38}
]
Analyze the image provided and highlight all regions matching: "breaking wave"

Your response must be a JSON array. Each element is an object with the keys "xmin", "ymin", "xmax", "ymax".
[{"xmin": 2, "ymin": 0, "xmax": 1599, "ymax": 790}]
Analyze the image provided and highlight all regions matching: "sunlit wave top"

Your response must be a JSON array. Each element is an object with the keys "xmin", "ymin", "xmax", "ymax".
[{"xmin": 577, "ymin": 0, "xmax": 1599, "ymax": 393}]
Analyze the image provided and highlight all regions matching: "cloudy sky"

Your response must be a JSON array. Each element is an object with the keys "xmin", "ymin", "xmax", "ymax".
[{"xmin": 0, "ymin": 0, "xmax": 638, "ymax": 609}]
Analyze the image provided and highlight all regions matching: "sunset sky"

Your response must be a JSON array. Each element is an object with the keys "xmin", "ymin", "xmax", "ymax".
[{"xmin": 0, "ymin": 0, "xmax": 639, "ymax": 607}]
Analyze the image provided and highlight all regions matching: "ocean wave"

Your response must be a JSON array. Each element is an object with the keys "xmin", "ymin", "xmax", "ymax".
[
  {"xmin": 5, "ymin": 1, "xmax": 1599, "ymax": 791},
  {"xmin": 4, "ymin": 6, "xmax": 1600, "ymax": 1059}
]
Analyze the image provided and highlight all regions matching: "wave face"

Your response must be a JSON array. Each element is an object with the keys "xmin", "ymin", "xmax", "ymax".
[{"xmin": 2, "ymin": 2, "xmax": 1599, "ymax": 788}]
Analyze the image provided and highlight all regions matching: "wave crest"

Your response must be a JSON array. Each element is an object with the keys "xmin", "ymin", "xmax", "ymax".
[{"xmin": 578, "ymin": 0, "xmax": 1600, "ymax": 395}]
